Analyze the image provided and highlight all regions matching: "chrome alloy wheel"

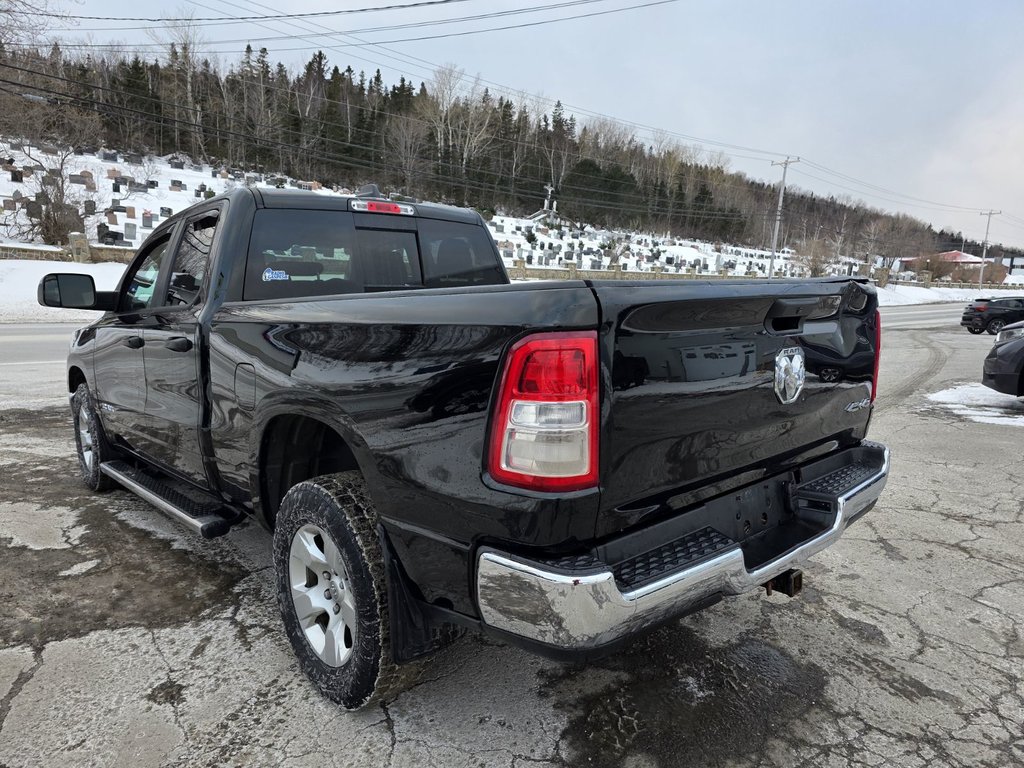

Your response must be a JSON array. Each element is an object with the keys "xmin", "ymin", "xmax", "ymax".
[
  {"xmin": 78, "ymin": 405, "xmax": 94, "ymax": 471},
  {"xmin": 288, "ymin": 524, "xmax": 358, "ymax": 667}
]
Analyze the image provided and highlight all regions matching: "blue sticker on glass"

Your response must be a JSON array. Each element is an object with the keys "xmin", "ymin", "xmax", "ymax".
[{"xmin": 262, "ymin": 268, "xmax": 289, "ymax": 281}]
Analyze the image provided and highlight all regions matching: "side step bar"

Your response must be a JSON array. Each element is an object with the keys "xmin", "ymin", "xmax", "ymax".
[{"xmin": 100, "ymin": 460, "xmax": 235, "ymax": 539}]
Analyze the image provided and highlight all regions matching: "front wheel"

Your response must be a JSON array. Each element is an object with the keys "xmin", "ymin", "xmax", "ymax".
[
  {"xmin": 987, "ymin": 319, "xmax": 1006, "ymax": 335},
  {"xmin": 71, "ymin": 383, "xmax": 114, "ymax": 491},
  {"xmin": 967, "ymin": 326, "xmax": 985, "ymax": 335},
  {"xmin": 272, "ymin": 472, "xmax": 418, "ymax": 709}
]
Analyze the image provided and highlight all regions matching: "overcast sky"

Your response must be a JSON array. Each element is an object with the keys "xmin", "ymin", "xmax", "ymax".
[{"xmin": 46, "ymin": 0, "xmax": 1024, "ymax": 248}]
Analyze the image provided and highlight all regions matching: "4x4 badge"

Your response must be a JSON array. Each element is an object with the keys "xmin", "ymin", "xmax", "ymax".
[{"xmin": 774, "ymin": 346, "xmax": 805, "ymax": 404}]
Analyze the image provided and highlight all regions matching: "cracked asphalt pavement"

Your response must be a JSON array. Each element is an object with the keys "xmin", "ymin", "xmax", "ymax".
[{"xmin": 1, "ymin": 314, "xmax": 1023, "ymax": 767}]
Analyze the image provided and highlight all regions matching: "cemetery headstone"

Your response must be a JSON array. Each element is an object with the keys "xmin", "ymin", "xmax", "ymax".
[
  {"xmin": 142, "ymin": 213, "xmax": 153, "ymax": 228},
  {"xmin": 10, "ymin": 170, "xmax": 22, "ymax": 183},
  {"xmin": 106, "ymin": 211, "xmax": 118, "ymax": 225},
  {"xmin": 170, "ymin": 160, "xmax": 185, "ymax": 170},
  {"xmin": 160, "ymin": 207, "xmax": 173, "ymax": 217},
  {"xmin": 68, "ymin": 232, "xmax": 90, "ymax": 263},
  {"xmin": 84, "ymin": 200, "xmax": 96, "ymax": 215},
  {"xmin": 2, "ymin": 199, "xmax": 15, "ymax": 212},
  {"xmin": 125, "ymin": 206, "xmax": 136, "ymax": 218},
  {"xmin": 147, "ymin": 179, "xmax": 159, "ymax": 188},
  {"xmin": 124, "ymin": 222, "xmax": 137, "ymax": 241}
]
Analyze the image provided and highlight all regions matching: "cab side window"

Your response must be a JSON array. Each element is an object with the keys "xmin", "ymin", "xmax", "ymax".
[
  {"xmin": 166, "ymin": 211, "xmax": 220, "ymax": 307},
  {"xmin": 121, "ymin": 234, "xmax": 172, "ymax": 312}
]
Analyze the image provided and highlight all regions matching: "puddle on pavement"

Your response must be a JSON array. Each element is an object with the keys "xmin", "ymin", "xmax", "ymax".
[
  {"xmin": 542, "ymin": 624, "xmax": 827, "ymax": 768},
  {"xmin": 0, "ymin": 407, "xmax": 247, "ymax": 649}
]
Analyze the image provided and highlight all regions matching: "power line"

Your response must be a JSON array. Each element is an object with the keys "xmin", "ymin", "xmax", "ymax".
[
  {"xmin": 33, "ymin": 0, "xmax": 481, "ymax": 22},
  {"xmin": 50, "ymin": 0, "xmax": 621, "ymax": 36},
  {"xmin": 0, "ymin": 72, "xmax": 784, "ymax": 224},
  {"xmin": 20, "ymin": 0, "xmax": 682, "ymax": 50}
]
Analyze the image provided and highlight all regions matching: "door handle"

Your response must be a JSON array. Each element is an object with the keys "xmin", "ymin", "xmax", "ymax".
[
  {"xmin": 164, "ymin": 337, "xmax": 193, "ymax": 352},
  {"xmin": 121, "ymin": 335, "xmax": 144, "ymax": 349}
]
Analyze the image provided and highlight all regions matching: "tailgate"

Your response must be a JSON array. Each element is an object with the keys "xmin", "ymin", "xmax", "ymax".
[{"xmin": 592, "ymin": 279, "xmax": 879, "ymax": 528}]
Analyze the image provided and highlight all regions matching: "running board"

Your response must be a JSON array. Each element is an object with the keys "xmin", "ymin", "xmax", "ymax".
[{"xmin": 100, "ymin": 460, "xmax": 234, "ymax": 538}]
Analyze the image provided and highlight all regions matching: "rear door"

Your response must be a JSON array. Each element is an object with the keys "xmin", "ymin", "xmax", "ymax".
[
  {"xmin": 591, "ymin": 279, "xmax": 879, "ymax": 518},
  {"xmin": 139, "ymin": 206, "xmax": 222, "ymax": 484}
]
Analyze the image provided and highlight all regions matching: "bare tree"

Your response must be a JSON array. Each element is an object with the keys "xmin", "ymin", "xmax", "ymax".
[
  {"xmin": 418, "ymin": 64, "xmax": 463, "ymax": 173},
  {"xmin": 0, "ymin": 1, "xmax": 62, "ymax": 45},
  {"xmin": 386, "ymin": 114, "xmax": 429, "ymax": 191},
  {"xmin": 0, "ymin": 97, "xmax": 104, "ymax": 244}
]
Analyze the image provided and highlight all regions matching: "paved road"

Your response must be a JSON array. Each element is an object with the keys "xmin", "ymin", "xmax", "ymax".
[
  {"xmin": 879, "ymin": 302, "xmax": 966, "ymax": 330},
  {"xmin": 2, "ymin": 306, "xmax": 1021, "ymax": 767},
  {"xmin": 0, "ymin": 323, "xmax": 80, "ymax": 409}
]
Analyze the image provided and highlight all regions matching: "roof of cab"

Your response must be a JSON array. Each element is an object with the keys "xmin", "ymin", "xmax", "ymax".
[{"xmin": 248, "ymin": 187, "xmax": 482, "ymax": 225}]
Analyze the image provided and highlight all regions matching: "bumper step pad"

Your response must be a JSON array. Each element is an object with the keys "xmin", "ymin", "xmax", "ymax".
[
  {"xmin": 613, "ymin": 527, "xmax": 734, "ymax": 592},
  {"xmin": 100, "ymin": 460, "xmax": 236, "ymax": 538},
  {"xmin": 797, "ymin": 461, "xmax": 880, "ymax": 501}
]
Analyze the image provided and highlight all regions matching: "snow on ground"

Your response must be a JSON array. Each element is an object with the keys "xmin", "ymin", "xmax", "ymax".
[
  {"xmin": 875, "ymin": 284, "xmax": 1024, "ymax": 306},
  {"xmin": 927, "ymin": 383, "xmax": 1024, "ymax": 427},
  {"xmin": 0, "ymin": 259, "xmax": 125, "ymax": 323}
]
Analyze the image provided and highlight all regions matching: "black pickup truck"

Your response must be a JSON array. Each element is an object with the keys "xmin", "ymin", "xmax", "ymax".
[{"xmin": 39, "ymin": 187, "xmax": 889, "ymax": 709}]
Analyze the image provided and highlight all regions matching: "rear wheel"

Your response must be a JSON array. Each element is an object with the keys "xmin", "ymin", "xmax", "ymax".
[
  {"xmin": 272, "ymin": 472, "xmax": 419, "ymax": 709},
  {"xmin": 71, "ymin": 383, "xmax": 114, "ymax": 491},
  {"xmin": 967, "ymin": 326, "xmax": 985, "ymax": 335},
  {"xmin": 987, "ymin": 319, "xmax": 1006, "ymax": 335}
]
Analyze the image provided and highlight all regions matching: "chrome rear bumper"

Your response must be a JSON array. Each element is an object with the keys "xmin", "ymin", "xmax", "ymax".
[{"xmin": 476, "ymin": 443, "xmax": 889, "ymax": 650}]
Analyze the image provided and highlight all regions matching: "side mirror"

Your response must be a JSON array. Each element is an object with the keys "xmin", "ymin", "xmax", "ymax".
[{"xmin": 38, "ymin": 273, "xmax": 100, "ymax": 309}]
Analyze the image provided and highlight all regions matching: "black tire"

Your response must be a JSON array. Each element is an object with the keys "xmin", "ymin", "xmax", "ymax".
[
  {"xmin": 71, "ymin": 383, "xmax": 114, "ymax": 491},
  {"xmin": 987, "ymin": 319, "xmax": 1005, "ymax": 335},
  {"xmin": 967, "ymin": 326, "xmax": 985, "ymax": 335},
  {"xmin": 272, "ymin": 472, "xmax": 419, "ymax": 709}
]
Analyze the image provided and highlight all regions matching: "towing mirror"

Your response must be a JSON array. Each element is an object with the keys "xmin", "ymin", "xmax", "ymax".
[{"xmin": 37, "ymin": 273, "xmax": 106, "ymax": 309}]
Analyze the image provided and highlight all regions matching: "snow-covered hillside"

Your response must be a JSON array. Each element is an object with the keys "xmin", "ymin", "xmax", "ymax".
[
  {"xmin": 0, "ymin": 141, "xmax": 809, "ymax": 278},
  {"xmin": 485, "ymin": 214, "xmax": 805, "ymax": 277},
  {"xmin": 0, "ymin": 141, "xmax": 345, "ymax": 251},
  {"xmin": 0, "ymin": 140, "xmax": 1016, "ymax": 287}
]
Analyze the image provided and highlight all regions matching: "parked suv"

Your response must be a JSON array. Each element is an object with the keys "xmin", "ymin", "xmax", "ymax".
[{"xmin": 961, "ymin": 297, "xmax": 1024, "ymax": 335}]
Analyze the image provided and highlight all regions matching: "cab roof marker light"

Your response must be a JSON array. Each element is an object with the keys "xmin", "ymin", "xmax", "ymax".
[{"xmin": 350, "ymin": 199, "xmax": 415, "ymax": 215}]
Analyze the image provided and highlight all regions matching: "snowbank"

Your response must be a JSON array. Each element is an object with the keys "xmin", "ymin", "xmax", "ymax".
[
  {"xmin": 875, "ymin": 283, "xmax": 1023, "ymax": 306},
  {"xmin": 0, "ymin": 260, "xmax": 125, "ymax": 323},
  {"xmin": 927, "ymin": 383, "xmax": 1024, "ymax": 427}
]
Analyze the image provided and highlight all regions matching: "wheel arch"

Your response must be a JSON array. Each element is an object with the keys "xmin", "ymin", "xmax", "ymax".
[
  {"xmin": 68, "ymin": 366, "xmax": 87, "ymax": 393},
  {"xmin": 251, "ymin": 396, "xmax": 377, "ymax": 529}
]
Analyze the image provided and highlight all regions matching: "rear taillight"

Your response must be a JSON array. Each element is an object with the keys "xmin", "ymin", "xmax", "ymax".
[
  {"xmin": 871, "ymin": 309, "xmax": 881, "ymax": 402},
  {"xmin": 488, "ymin": 331, "xmax": 599, "ymax": 492},
  {"xmin": 973, "ymin": 304, "xmax": 987, "ymax": 312}
]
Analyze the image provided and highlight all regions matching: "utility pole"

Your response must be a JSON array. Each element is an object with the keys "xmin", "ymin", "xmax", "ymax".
[
  {"xmin": 768, "ymin": 157, "xmax": 799, "ymax": 281},
  {"xmin": 978, "ymin": 210, "xmax": 1001, "ymax": 288}
]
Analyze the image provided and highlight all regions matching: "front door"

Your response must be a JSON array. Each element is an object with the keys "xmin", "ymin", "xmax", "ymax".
[
  {"xmin": 93, "ymin": 231, "xmax": 175, "ymax": 448},
  {"xmin": 139, "ymin": 208, "xmax": 222, "ymax": 485}
]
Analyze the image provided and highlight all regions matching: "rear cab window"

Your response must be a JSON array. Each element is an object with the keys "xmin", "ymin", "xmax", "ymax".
[{"xmin": 243, "ymin": 207, "xmax": 506, "ymax": 301}]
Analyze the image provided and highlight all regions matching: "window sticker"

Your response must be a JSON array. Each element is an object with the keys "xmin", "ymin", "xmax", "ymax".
[{"xmin": 262, "ymin": 268, "xmax": 289, "ymax": 282}]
